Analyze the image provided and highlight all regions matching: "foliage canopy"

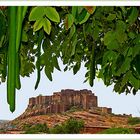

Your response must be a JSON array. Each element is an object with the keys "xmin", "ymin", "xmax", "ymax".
[
  {"xmin": 0, "ymin": 6, "xmax": 140, "ymax": 111},
  {"xmin": 23, "ymin": 123, "xmax": 49, "ymax": 134},
  {"xmin": 23, "ymin": 118, "xmax": 84, "ymax": 134},
  {"xmin": 49, "ymin": 118, "xmax": 84, "ymax": 134}
]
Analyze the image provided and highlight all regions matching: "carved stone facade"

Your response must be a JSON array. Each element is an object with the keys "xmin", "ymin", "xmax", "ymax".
[{"xmin": 19, "ymin": 89, "xmax": 112, "ymax": 119}]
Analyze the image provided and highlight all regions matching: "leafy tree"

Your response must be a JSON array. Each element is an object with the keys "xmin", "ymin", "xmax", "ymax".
[
  {"xmin": 63, "ymin": 117, "xmax": 84, "ymax": 134},
  {"xmin": 24, "ymin": 123, "xmax": 49, "ymax": 134},
  {"xmin": 23, "ymin": 118, "xmax": 84, "ymax": 134},
  {"xmin": 49, "ymin": 124, "xmax": 64, "ymax": 134},
  {"xmin": 49, "ymin": 118, "xmax": 84, "ymax": 134},
  {"xmin": 0, "ymin": 6, "xmax": 140, "ymax": 112}
]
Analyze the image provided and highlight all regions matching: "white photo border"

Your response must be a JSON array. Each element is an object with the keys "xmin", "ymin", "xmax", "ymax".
[
  {"xmin": 0, "ymin": 1, "xmax": 140, "ymax": 6},
  {"xmin": 0, "ymin": 134, "xmax": 140, "ymax": 139},
  {"xmin": 0, "ymin": 1, "xmax": 140, "ymax": 139}
]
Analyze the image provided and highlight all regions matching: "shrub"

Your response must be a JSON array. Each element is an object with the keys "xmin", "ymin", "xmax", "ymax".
[
  {"xmin": 49, "ymin": 118, "xmax": 84, "ymax": 134},
  {"xmin": 23, "ymin": 118, "xmax": 84, "ymax": 134},
  {"xmin": 24, "ymin": 123, "xmax": 49, "ymax": 134},
  {"xmin": 49, "ymin": 125, "xmax": 64, "ymax": 134},
  {"xmin": 128, "ymin": 117, "xmax": 140, "ymax": 125},
  {"xmin": 100, "ymin": 127, "xmax": 135, "ymax": 134},
  {"xmin": 64, "ymin": 118, "xmax": 84, "ymax": 133}
]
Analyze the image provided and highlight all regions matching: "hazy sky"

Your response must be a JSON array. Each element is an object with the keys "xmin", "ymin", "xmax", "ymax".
[{"xmin": 0, "ymin": 61, "xmax": 140, "ymax": 120}]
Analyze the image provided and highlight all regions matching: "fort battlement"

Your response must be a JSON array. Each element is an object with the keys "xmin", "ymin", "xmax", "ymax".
[{"xmin": 19, "ymin": 89, "xmax": 112, "ymax": 119}]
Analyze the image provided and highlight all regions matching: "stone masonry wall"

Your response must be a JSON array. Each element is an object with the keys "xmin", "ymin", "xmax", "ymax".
[
  {"xmin": 28, "ymin": 89, "xmax": 98, "ymax": 111},
  {"xmin": 19, "ymin": 89, "xmax": 111, "ymax": 118}
]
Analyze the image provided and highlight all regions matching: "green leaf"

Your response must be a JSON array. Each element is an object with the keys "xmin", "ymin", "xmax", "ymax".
[
  {"xmin": 45, "ymin": 66, "xmax": 52, "ymax": 81},
  {"xmin": 113, "ymin": 81, "xmax": 122, "ymax": 94},
  {"xmin": 134, "ymin": 55, "xmax": 140, "ymax": 75},
  {"xmin": 65, "ymin": 14, "xmax": 74, "ymax": 30},
  {"xmin": 108, "ymin": 40, "xmax": 120, "ymax": 50},
  {"xmin": 73, "ymin": 62, "xmax": 81, "ymax": 75},
  {"xmin": 77, "ymin": 7, "xmax": 84, "ymax": 14},
  {"xmin": 33, "ymin": 19, "xmax": 43, "ymax": 32},
  {"xmin": 127, "ymin": 48, "xmax": 133, "ymax": 57},
  {"xmin": 29, "ymin": 7, "xmax": 45, "ymax": 21},
  {"xmin": 79, "ymin": 12, "xmax": 90, "ymax": 24},
  {"xmin": 52, "ymin": 56, "xmax": 61, "ymax": 71},
  {"xmin": 44, "ymin": 7, "xmax": 60, "ymax": 22},
  {"xmin": 132, "ymin": 45, "xmax": 140, "ymax": 58},
  {"xmin": 107, "ymin": 14, "xmax": 116, "ymax": 21},
  {"xmin": 40, "ymin": 54, "xmax": 46, "ymax": 65},
  {"xmin": 113, "ymin": 55, "xmax": 124, "ymax": 75},
  {"xmin": 134, "ymin": 34, "xmax": 140, "ymax": 45},
  {"xmin": 127, "ymin": 7, "xmax": 138, "ymax": 25},
  {"xmin": 121, "ymin": 71, "xmax": 131, "ymax": 88},
  {"xmin": 116, "ymin": 20, "xmax": 126, "ymax": 33},
  {"xmin": 71, "ymin": 33, "xmax": 77, "ymax": 56},
  {"xmin": 93, "ymin": 25, "xmax": 99, "ymax": 40},
  {"xmin": 0, "ymin": 12, "xmax": 6, "ymax": 41},
  {"xmin": 64, "ymin": 66, "xmax": 68, "ymax": 72},
  {"xmin": 43, "ymin": 18, "xmax": 51, "ymax": 35},
  {"xmin": 72, "ymin": 7, "xmax": 78, "ymax": 19},
  {"xmin": 104, "ymin": 31, "xmax": 115, "ymax": 46},
  {"xmin": 102, "ymin": 50, "xmax": 118, "ymax": 64},
  {"xmin": 69, "ymin": 25, "xmax": 76, "ymax": 40},
  {"xmin": 104, "ymin": 31, "xmax": 120, "ymax": 50},
  {"xmin": 116, "ymin": 32, "xmax": 127, "ymax": 43},
  {"xmin": 42, "ymin": 38, "xmax": 51, "ymax": 52},
  {"xmin": 103, "ymin": 64, "xmax": 112, "ymax": 86},
  {"xmin": 128, "ymin": 32, "xmax": 136, "ymax": 39},
  {"xmin": 77, "ymin": 9, "xmax": 87, "ymax": 23},
  {"xmin": 129, "ymin": 72, "xmax": 140, "ymax": 90},
  {"xmin": 0, "ymin": 35, "xmax": 5, "ymax": 48},
  {"xmin": 117, "ymin": 57, "xmax": 131, "ymax": 75},
  {"xmin": 0, "ymin": 63, "xmax": 4, "ymax": 70}
]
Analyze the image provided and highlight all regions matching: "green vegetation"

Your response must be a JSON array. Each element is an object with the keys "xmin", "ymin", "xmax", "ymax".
[
  {"xmin": 128, "ymin": 117, "xmax": 140, "ymax": 125},
  {"xmin": 7, "ymin": 7, "xmax": 16, "ymax": 112},
  {"xmin": 0, "ymin": 129, "xmax": 6, "ymax": 133},
  {"xmin": 100, "ymin": 127, "xmax": 135, "ymax": 134},
  {"xmin": 0, "ymin": 6, "xmax": 140, "ymax": 112},
  {"xmin": 7, "ymin": 7, "xmax": 28, "ymax": 112},
  {"xmin": 23, "ymin": 118, "xmax": 84, "ymax": 134},
  {"xmin": 49, "ymin": 118, "xmax": 84, "ymax": 134},
  {"xmin": 23, "ymin": 123, "xmax": 49, "ymax": 134}
]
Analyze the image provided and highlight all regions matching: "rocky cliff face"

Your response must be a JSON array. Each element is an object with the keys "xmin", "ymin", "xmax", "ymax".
[{"xmin": 18, "ymin": 89, "xmax": 112, "ymax": 119}]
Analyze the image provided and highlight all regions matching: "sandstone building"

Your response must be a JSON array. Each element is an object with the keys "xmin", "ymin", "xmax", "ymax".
[{"xmin": 20, "ymin": 89, "xmax": 112, "ymax": 118}]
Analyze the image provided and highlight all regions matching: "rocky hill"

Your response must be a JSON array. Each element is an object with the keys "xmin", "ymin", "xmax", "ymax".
[
  {"xmin": 12, "ymin": 110, "xmax": 131, "ymax": 131},
  {"xmin": 17, "ymin": 89, "xmax": 112, "ymax": 119},
  {"xmin": 9, "ymin": 89, "xmax": 136, "ymax": 134}
]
